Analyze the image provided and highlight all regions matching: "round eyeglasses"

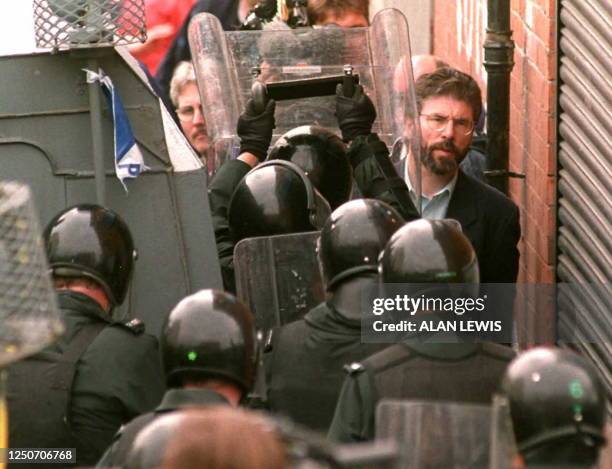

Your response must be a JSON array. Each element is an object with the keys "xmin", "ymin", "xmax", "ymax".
[
  {"xmin": 420, "ymin": 114, "xmax": 474, "ymax": 136},
  {"xmin": 176, "ymin": 104, "xmax": 204, "ymax": 122}
]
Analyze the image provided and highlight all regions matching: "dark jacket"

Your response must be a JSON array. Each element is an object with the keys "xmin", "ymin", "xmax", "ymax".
[
  {"xmin": 446, "ymin": 170, "xmax": 520, "ymax": 283},
  {"xmin": 97, "ymin": 388, "xmax": 229, "ymax": 467},
  {"xmin": 8, "ymin": 291, "xmax": 164, "ymax": 467},
  {"xmin": 265, "ymin": 302, "xmax": 388, "ymax": 432},
  {"xmin": 395, "ymin": 153, "xmax": 520, "ymax": 283},
  {"xmin": 348, "ymin": 134, "xmax": 419, "ymax": 223},
  {"xmin": 328, "ymin": 341, "xmax": 515, "ymax": 443},
  {"xmin": 64, "ymin": 292, "xmax": 164, "ymax": 464},
  {"xmin": 208, "ymin": 158, "xmax": 253, "ymax": 292}
]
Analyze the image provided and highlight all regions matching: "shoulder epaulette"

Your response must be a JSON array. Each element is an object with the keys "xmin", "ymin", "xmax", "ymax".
[
  {"xmin": 343, "ymin": 362, "xmax": 365, "ymax": 375},
  {"xmin": 112, "ymin": 318, "xmax": 146, "ymax": 335},
  {"xmin": 481, "ymin": 342, "xmax": 516, "ymax": 361},
  {"xmin": 363, "ymin": 343, "xmax": 414, "ymax": 373}
]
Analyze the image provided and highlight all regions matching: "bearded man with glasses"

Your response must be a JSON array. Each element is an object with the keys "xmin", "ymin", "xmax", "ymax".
[
  {"xmin": 336, "ymin": 66, "xmax": 520, "ymax": 283},
  {"xmin": 406, "ymin": 67, "xmax": 520, "ymax": 283}
]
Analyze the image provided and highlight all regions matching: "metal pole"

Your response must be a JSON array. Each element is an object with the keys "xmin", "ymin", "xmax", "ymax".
[
  {"xmin": 87, "ymin": 58, "xmax": 106, "ymax": 205},
  {"xmin": 483, "ymin": 0, "xmax": 515, "ymax": 195}
]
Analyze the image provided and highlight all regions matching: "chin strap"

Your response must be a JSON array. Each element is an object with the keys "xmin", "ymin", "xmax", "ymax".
[{"xmin": 519, "ymin": 424, "xmax": 606, "ymax": 455}]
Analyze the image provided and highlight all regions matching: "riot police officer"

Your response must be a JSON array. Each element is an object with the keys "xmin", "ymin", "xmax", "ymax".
[
  {"xmin": 97, "ymin": 289, "xmax": 258, "ymax": 467},
  {"xmin": 209, "ymin": 92, "xmax": 355, "ymax": 291},
  {"xmin": 228, "ymin": 159, "xmax": 331, "ymax": 243},
  {"xmin": 265, "ymin": 198, "xmax": 404, "ymax": 432},
  {"xmin": 500, "ymin": 347, "xmax": 608, "ymax": 468},
  {"xmin": 8, "ymin": 204, "xmax": 164, "ymax": 467},
  {"xmin": 211, "ymin": 157, "xmax": 331, "ymax": 292},
  {"xmin": 209, "ymin": 85, "xmax": 420, "ymax": 292},
  {"xmin": 267, "ymin": 125, "xmax": 353, "ymax": 209},
  {"xmin": 327, "ymin": 219, "xmax": 515, "ymax": 442}
]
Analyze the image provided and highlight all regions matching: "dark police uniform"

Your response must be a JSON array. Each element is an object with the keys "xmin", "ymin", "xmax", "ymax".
[
  {"xmin": 97, "ymin": 388, "xmax": 229, "ymax": 467},
  {"xmin": 328, "ymin": 342, "xmax": 515, "ymax": 442},
  {"xmin": 346, "ymin": 134, "xmax": 419, "ymax": 223},
  {"xmin": 208, "ymin": 159, "xmax": 252, "ymax": 293},
  {"xmin": 265, "ymin": 302, "xmax": 388, "ymax": 433},
  {"xmin": 208, "ymin": 136, "xmax": 419, "ymax": 293},
  {"xmin": 7, "ymin": 290, "xmax": 164, "ymax": 466},
  {"xmin": 63, "ymin": 291, "xmax": 164, "ymax": 464}
]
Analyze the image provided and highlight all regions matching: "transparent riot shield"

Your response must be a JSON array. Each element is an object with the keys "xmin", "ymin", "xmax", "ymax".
[
  {"xmin": 234, "ymin": 231, "xmax": 324, "ymax": 335},
  {"xmin": 376, "ymin": 400, "xmax": 493, "ymax": 469},
  {"xmin": 489, "ymin": 394, "xmax": 520, "ymax": 469},
  {"xmin": 189, "ymin": 8, "xmax": 422, "ymax": 175},
  {"xmin": 0, "ymin": 182, "xmax": 64, "ymax": 366},
  {"xmin": 333, "ymin": 440, "xmax": 401, "ymax": 469},
  {"xmin": 0, "ymin": 182, "xmax": 64, "ymax": 455}
]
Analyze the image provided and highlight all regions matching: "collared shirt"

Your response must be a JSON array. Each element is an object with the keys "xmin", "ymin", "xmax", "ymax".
[
  {"xmin": 155, "ymin": 388, "xmax": 230, "ymax": 412},
  {"xmin": 404, "ymin": 161, "xmax": 458, "ymax": 220},
  {"xmin": 96, "ymin": 388, "xmax": 230, "ymax": 467}
]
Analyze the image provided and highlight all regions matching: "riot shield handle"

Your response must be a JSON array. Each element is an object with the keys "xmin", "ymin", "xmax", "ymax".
[
  {"xmin": 343, "ymin": 64, "xmax": 355, "ymax": 98},
  {"xmin": 250, "ymin": 67, "xmax": 269, "ymax": 114},
  {"xmin": 249, "ymin": 65, "xmax": 359, "ymax": 113}
]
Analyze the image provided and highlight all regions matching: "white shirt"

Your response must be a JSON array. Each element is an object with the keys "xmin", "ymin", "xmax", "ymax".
[{"xmin": 404, "ymin": 161, "xmax": 458, "ymax": 220}]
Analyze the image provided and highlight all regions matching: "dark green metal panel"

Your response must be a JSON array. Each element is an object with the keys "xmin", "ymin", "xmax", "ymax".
[{"xmin": 0, "ymin": 48, "xmax": 222, "ymax": 336}]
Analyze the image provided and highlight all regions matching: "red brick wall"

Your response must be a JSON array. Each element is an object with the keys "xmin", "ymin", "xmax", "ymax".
[
  {"xmin": 432, "ymin": 0, "xmax": 556, "ymax": 283},
  {"xmin": 432, "ymin": 1, "xmax": 488, "ymax": 95},
  {"xmin": 432, "ymin": 0, "xmax": 557, "ymax": 343}
]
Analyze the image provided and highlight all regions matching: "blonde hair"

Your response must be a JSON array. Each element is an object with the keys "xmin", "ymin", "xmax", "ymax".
[{"xmin": 169, "ymin": 61, "xmax": 197, "ymax": 107}]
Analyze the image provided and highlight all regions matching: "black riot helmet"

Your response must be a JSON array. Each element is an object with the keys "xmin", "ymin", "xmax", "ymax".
[
  {"xmin": 500, "ymin": 347, "xmax": 607, "ymax": 464},
  {"xmin": 267, "ymin": 125, "xmax": 352, "ymax": 209},
  {"xmin": 318, "ymin": 199, "xmax": 404, "ymax": 291},
  {"xmin": 43, "ymin": 204, "xmax": 136, "ymax": 306},
  {"xmin": 161, "ymin": 289, "xmax": 257, "ymax": 393},
  {"xmin": 379, "ymin": 218, "xmax": 479, "ymax": 285},
  {"xmin": 228, "ymin": 160, "xmax": 331, "ymax": 243}
]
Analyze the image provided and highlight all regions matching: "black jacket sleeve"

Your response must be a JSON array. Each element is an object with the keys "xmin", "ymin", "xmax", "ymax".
[
  {"xmin": 207, "ymin": 159, "xmax": 252, "ymax": 292},
  {"xmin": 348, "ymin": 134, "xmax": 420, "ymax": 222},
  {"xmin": 485, "ymin": 201, "xmax": 521, "ymax": 283}
]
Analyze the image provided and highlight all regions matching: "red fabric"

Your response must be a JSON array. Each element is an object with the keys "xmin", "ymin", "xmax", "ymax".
[{"xmin": 132, "ymin": 0, "xmax": 197, "ymax": 75}]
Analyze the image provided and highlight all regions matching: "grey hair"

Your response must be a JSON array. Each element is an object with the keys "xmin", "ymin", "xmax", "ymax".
[{"xmin": 169, "ymin": 61, "xmax": 197, "ymax": 107}]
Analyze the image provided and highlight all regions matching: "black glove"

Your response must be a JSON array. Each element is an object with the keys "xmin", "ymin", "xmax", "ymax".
[
  {"xmin": 335, "ymin": 84, "xmax": 376, "ymax": 143},
  {"xmin": 237, "ymin": 98, "xmax": 276, "ymax": 161}
]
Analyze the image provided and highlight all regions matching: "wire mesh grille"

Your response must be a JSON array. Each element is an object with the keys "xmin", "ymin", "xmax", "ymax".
[
  {"xmin": 0, "ymin": 182, "xmax": 64, "ymax": 367},
  {"xmin": 33, "ymin": 0, "xmax": 147, "ymax": 50}
]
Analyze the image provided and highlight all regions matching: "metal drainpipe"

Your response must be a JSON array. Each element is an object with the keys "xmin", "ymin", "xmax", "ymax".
[{"xmin": 483, "ymin": 0, "xmax": 519, "ymax": 195}]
